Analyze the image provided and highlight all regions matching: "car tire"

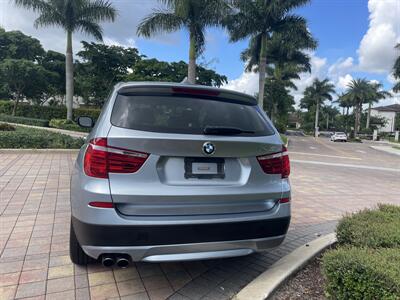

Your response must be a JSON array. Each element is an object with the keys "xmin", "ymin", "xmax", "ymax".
[{"xmin": 69, "ymin": 220, "xmax": 95, "ymax": 265}]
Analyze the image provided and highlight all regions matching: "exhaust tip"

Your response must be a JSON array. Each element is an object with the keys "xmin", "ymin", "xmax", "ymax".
[
  {"xmin": 116, "ymin": 256, "xmax": 130, "ymax": 268},
  {"xmin": 101, "ymin": 256, "xmax": 115, "ymax": 267}
]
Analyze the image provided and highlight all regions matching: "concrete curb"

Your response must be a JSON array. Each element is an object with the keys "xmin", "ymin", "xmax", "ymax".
[
  {"xmin": 0, "ymin": 149, "xmax": 80, "ymax": 153},
  {"xmin": 369, "ymin": 145, "xmax": 400, "ymax": 156},
  {"xmin": 234, "ymin": 233, "xmax": 337, "ymax": 300},
  {"xmin": 0, "ymin": 121, "xmax": 87, "ymax": 138}
]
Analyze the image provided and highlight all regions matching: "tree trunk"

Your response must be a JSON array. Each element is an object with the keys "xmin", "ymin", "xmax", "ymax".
[
  {"xmin": 354, "ymin": 103, "xmax": 361, "ymax": 137},
  {"xmin": 188, "ymin": 31, "xmax": 196, "ymax": 84},
  {"xmin": 258, "ymin": 34, "xmax": 267, "ymax": 110},
  {"xmin": 366, "ymin": 102, "xmax": 371, "ymax": 129},
  {"xmin": 326, "ymin": 114, "xmax": 329, "ymax": 130},
  {"xmin": 66, "ymin": 30, "xmax": 74, "ymax": 121},
  {"xmin": 12, "ymin": 93, "xmax": 20, "ymax": 116},
  {"xmin": 314, "ymin": 99, "xmax": 320, "ymax": 138}
]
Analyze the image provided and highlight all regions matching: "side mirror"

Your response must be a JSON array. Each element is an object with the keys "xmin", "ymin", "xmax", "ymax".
[{"xmin": 77, "ymin": 116, "xmax": 94, "ymax": 128}]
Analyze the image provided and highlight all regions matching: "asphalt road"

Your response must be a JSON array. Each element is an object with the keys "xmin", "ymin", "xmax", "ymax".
[{"xmin": 289, "ymin": 136, "xmax": 400, "ymax": 170}]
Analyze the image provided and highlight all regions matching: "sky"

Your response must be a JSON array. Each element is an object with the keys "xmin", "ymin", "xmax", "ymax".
[{"xmin": 1, "ymin": 0, "xmax": 399, "ymax": 107}]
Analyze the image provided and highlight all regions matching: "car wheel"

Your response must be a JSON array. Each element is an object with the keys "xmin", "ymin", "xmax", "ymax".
[{"xmin": 69, "ymin": 219, "xmax": 95, "ymax": 265}]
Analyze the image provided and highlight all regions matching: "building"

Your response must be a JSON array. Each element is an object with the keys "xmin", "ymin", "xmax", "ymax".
[{"xmin": 370, "ymin": 104, "xmax": 400, "ymax": 132}]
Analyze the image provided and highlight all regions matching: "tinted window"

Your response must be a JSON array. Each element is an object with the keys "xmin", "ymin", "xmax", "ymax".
[{"xmin": 111, "ymin": 95, "xmax": 274, "ymax": 136}]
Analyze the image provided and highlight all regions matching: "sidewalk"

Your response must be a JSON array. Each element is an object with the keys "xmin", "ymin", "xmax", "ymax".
[{"xmin": 370, "ymin": 145, "xmax": 400, "ymax": 156}]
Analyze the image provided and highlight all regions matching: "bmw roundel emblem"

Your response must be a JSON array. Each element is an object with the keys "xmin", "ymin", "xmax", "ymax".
[{"xmin": 202, "ymin": 142, "xmax": 215, "ymax": 155}]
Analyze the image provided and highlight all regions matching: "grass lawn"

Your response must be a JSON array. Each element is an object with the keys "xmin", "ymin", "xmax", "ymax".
[
  {"xmin": 388, "ymin": 137, "xmax": 400, "ymax": 144},
  {"xmin": 0, "ymin": 125, "xmax": 84, "ymax": 149}
]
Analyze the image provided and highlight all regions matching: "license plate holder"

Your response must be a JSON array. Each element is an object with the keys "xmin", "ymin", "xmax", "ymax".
[{"xmin": 184, "ymin": 157, "xmax": 225, "ymax": 179}]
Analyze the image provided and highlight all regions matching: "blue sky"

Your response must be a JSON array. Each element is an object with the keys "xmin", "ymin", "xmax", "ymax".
[{"xmin": 1, "ymin": 0, "xmax": 399, "ymax": 105}]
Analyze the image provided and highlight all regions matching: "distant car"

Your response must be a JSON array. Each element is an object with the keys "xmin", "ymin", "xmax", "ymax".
[{"xmin": 331, "ymin": 132, "xmax": 347, "ymax": 142}]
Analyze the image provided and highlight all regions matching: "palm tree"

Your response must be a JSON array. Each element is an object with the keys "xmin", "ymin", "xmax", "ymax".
[
  {"xmin": 226, "ymin": 0, "xmax": 313, "ymax": 107},
  {"xmin": 264, "ymin": 63, "xmax": 300, "ymax": 122},
  {"xmin": 137, "ymin": 0, "xmax": 229, "ymax": 84},
  {"xmin": 345, "ymin": 79, "xmax": 374, "ymax": 137},
  {"xmin": 336, "ymin": 92, "xmax": 353, "ymax": 133},
  {"xmin": 15, "ymin": 0, "xmax": 116, "ymax": 120},
  {"xmin": 365, "ymin": 82, "xmax": 390, "ymax": 129},
  {"xmin": 392, "ymin": 43, "xmax": 400, "ymax": 92},
  {"xmin": 322, "ymin": 105, "xmax": 339, "ymax": 130},
  {"xmin": 300, "ymin": 78, "xmax": 335, "ymax": 138}
]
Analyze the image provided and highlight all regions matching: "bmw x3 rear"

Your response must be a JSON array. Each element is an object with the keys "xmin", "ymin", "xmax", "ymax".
[{"xmin": 70, "ymin": 82, "xmax": 291, "ymax": 267}]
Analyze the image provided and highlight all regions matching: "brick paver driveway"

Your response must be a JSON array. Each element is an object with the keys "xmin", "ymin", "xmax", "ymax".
[{"xmin": 1, "ymin": 137, "xmax": 399, "ymax": 300}]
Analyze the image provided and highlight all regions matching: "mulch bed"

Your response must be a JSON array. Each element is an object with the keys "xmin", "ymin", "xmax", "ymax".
[{"xmin": 270, "ymin": 253, "xmax": 327, "ymax": 300}]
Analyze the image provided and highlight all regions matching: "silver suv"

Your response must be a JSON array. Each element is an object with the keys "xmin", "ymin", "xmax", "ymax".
[{"xmin": 70, "ymin": 82, "xmax": 291, "ymax": 267}]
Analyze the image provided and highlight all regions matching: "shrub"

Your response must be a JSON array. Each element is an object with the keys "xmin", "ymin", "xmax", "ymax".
[
  {"xmin": 49, "ymin": 119, "xmax": 89, "ymax": 132},
  {"xmin": 274, "ymin": 120, "xmax": 287, "ymax": 134},
  {"xmin": 336, "ymin": 204, "xmax": 400, "ymax": 248},
  {"xmin": 0, "ymin": 126, "xmax": 84, "ymax": 149},
  {"xmin": 0, "ymin": 114, "xmax": 49, "ymax": 127},
  {"xmin": 0, "ymin": 123, "xmax": 16, "ymax": 131},
  {"xmin": 322, "ymin": 247, "xmax": 400, "ymax": 300},
  {"xmin": 0, "ymin": 101, "xmax": 101, "ymax": 121}
]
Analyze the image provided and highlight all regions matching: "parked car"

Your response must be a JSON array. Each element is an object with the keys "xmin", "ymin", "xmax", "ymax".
[
  {"xmin": 70, "ymin": 82, "xmax": 291, "ymax": 267},
  {"xmin": 331, "ymin": 132, "xmax": 348, "ymax": 142}
]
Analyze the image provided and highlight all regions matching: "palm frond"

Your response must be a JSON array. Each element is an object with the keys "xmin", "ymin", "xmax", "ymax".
[
  {"xmin": 33, "ymin": 11, "xmax": 64, "ymax": 28},
  {"xmin": 14, "ymin": 0, "xmax": 52, "ymax": 11},
  {"xmin": 77, "ymin": 19, "xmax": 103, "ymax": 40},
  {"xmin": 77, "ymin": 0, "xmax": 117, "ymax": 23},
  {"xmin": 192, "ymin": 24, "xmax": 205, "ymax": 56},
  {"xmin": 137, "ymin": 10, "xmax": 184, "ymax": 37}
]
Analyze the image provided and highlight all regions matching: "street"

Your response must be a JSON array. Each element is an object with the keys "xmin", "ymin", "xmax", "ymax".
[{"xmin": 1, "ymin": 137, "xmax": 399, "ymax": 300}]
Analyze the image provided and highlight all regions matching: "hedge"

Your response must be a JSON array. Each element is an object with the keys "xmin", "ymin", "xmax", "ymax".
[
  {"xmin": 0, "ymin": 114, "xmax": 49, "ymax": 127},
  {"xmin": 336, "ymin": 204, "xmax": 400, "ymax": 248},
  {"xmin": 49, "ymin": 119, "xmax": 90, "ymax": 132},
  {"xmin": 0, "ymin": 101, "xmax": 101, "ymax": 121},
  {"xmin": 322, "ymin": 247, "xmax": 400, "ymax": 300},
  {"xmin": 0, "ymin": 126, "xmax": 84, "ymax": 149}
]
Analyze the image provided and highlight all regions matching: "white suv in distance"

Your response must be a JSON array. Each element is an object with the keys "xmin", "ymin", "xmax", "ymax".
[{"xmin": 331, "ymin": 132, "xmax": 348, "ymax": 142}]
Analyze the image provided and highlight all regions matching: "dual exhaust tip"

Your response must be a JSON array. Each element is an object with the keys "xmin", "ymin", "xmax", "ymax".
[{"xmin": 101, "ymin": 255, "xmax": 130, "ymax": 268}]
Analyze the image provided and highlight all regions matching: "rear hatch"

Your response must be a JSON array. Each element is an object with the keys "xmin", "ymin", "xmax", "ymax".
[{"xmin": 105, "ymin": 85, "xmax": 285, "ymax": 217}]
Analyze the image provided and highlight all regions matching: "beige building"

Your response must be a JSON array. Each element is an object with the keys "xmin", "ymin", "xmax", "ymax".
[{"xmin": 370, "ymin": 104, "xmax": 400, "ymax": 132}]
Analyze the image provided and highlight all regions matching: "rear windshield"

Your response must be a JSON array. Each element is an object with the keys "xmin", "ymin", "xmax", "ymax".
[{"xmin": 111, "ymin": 95, "xmax": 274, "ymax": 136}]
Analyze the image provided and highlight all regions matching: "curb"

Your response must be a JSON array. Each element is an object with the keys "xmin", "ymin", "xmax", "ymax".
[
  {"xmin": 234, "ymin": 233, "xmax": 337, "ymax": 300},
  {"xmin": 369, "ymin": 145, "xmax": 400, "ymax": 156},
  {"xmin": 0, "ymin": 149, "xmax": 80, "ymax": 153},
  {"xmin": 0, "ymin": 121, "xmax": 87, "ymax": 138}
]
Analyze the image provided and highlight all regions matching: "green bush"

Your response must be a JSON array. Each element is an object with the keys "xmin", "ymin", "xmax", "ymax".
[
  {"xmin": 0, "ymin": 114, "xmax": 49, "ymax": 127},
  {"xmin": 49, "ymin": 119, "xmax": 89, "ymax": 132},
  {"xmin": 336, "ymin": 204, "xmax": 400, "ymax": 248},
  {"xmin": 0, "ymin": 126, "xmax": 84, "ymax": 149},
  {"xmin": 322, "ymin": 247, "xmax": 400, "ymax": 300},
  {"xmin": 0, "ymin": 123, "xmax": 16, "ymax": 131},
  {"xmin": 0, "ymin": 100, "xmax": 101, "ymax": 121}
]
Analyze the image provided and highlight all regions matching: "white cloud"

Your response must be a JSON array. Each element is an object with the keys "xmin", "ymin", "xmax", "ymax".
[
  {"xmin": 223, "ymin": 71, "xmax": 259, "ymax": 96},
  {"xmin": 103, "ymin": 37, "xmax": 136, "ymax": 48},
  {"xmin": 357, "ymin": 0, "xmax": 400, "ymax": 73},
  {"xmin": 328, "ymin": 57, "xmax": 354, "ymax": 79},
  {"xmin": 337, "ymin": 74, "xmax": 354, "ymax": 90}
]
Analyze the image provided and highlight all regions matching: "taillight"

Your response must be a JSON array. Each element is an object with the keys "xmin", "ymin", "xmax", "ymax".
[
  {"xmin": 84, "ymin": 138, "xmax": 149, "ymax": 179},
  {"xmin": 257, "ymin": 145, "xmax": 290, "ymax": 178}
]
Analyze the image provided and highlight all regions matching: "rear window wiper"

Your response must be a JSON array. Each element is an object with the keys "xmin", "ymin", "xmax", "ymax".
[{"xmin": 203, "ymin": 126, "xmax": 255, "ymax": 135}]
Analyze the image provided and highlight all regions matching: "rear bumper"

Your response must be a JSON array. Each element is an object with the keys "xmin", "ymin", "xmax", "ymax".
[{"xmin": 72, "ymin": 216, "xmax": 290, "ymax": 261}]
